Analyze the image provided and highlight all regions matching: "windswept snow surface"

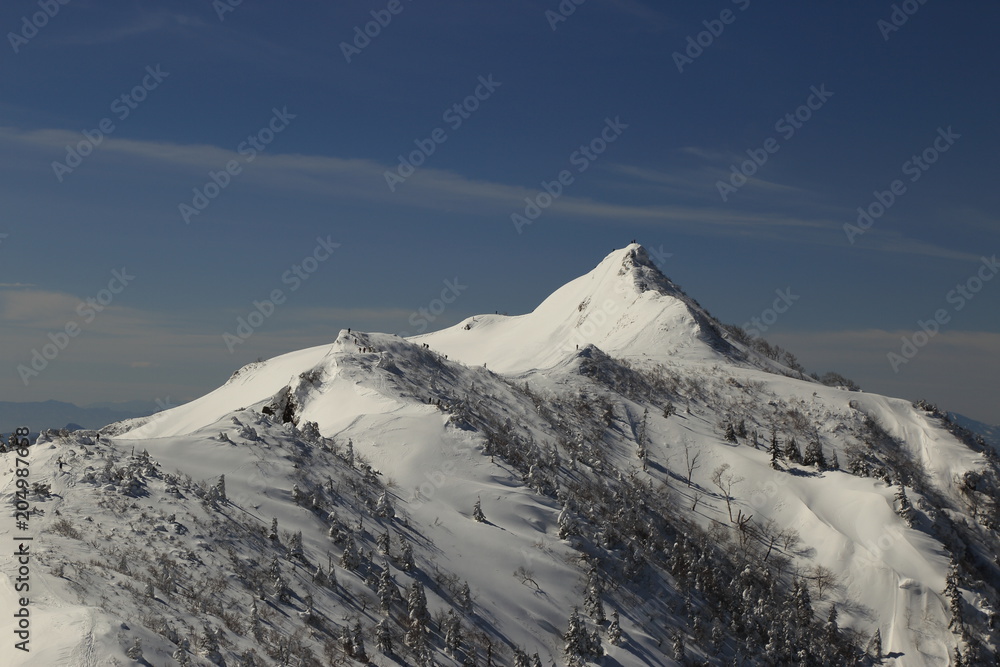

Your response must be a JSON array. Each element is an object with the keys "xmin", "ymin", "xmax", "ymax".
[{"xmin": 2, "ymin": 244, "xmax": 994, "ymax": 665}]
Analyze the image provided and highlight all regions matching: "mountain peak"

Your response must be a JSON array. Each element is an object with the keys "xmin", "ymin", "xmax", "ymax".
[{"xmin": 416, "ymin": 242, "xmax": 732, "ymax": 373}]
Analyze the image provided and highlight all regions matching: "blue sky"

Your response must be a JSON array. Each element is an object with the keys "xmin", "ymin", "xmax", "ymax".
[{"xmin": 1, "ymin": 0, "xmax": 998, "ymax": 424}]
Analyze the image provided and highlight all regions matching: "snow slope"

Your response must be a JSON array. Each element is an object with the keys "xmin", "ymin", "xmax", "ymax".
[{"xmin": 2, "ymin": 244, "xmax": 996, "ymax": 666}]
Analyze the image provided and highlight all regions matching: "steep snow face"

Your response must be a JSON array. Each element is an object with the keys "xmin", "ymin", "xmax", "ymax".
[{"xmin": 415, "ymin": 243, "xmax": 734, "ymax": 374}]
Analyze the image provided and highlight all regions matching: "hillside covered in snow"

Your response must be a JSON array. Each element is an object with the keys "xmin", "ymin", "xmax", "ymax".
[{"xmin": 3, "ymin": 244, "xmax": 998, "ymax": 666}]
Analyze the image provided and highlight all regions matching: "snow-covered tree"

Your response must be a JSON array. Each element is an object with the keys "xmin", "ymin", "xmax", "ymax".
[
  {"xmin": 724, "ymin": 423, "xmax": 738, "ymax": 443},
  {"xmin": 444, "ymin": 609, "xmax": 463, "ymax": 656},
  {"xmin": 584, "ymin": 566, "xmax": 605, "ymax": 623},
  {"xmin": 945, "ymin": 561, "xmax": 963, "ymax": 631},
  {"xmin": 214, "ymin": 474, "xmax": 226, "ymax": 501},
  {"xmin": 868, "ymin": 627, "xmax": 883, "ymax": 662},
  {"xmin": 376, "ymin": 530, "xmax": 391, "ymax": 555},
  {"xmin": 197, "ymin": 626, "xmax": 223, "ymax": 664},
  {"xmin": 557, "ymin": 504, "xmax": 578, "ymax": 540},
  {"xmin": 287, "ymin": 530, "xmax": 303, "ymax": 560},
  {"xmin": 398, "ymin": 540, "xmax": 414, "ymax": 572},
  {"xmin": 126, "ymin": 638, "xmax": 143, "ymax": 660},
  {"xmin": 268, "ymin": 517, "xmax": 278, "ymax": 541},
  {"xmin": 608, "ymin": 609, "xmax": 622, "ymax": 645},
  {"xmin": 895, "ymin": 483, "xmax": 915, "ymax": 526},
  {"xmin": 340, "ymin": 535, "xmax": 361, "ymax": 570},
  {"xmin": 803, "ymin": 438, "xmax": 827, "ymax": 468},
  {"xmin": 406, "ymin": 582, "xmax": 430, "ymax": 650},
  {"xmin": 473, "ymin": 497, "xmax": 486, "ymax": 522},
  {"xmin": 458, "ymin": 580, "xmax": 472, "ymax": 611},
  {"xmin": 173, "ymin": 642, "xmax": 191, "ymax": 667},
  {"xmin": 563, "ymin": 607, "xmax": 601, "ymax": 666},
  {"xmin": 375, "ymin": 490, "xmax": 395, "ymax": 519},
  {"xmin": 375, "ymin": 619, "xmax": 393, "ymax": 654},
  {"xmin": 378, "ymin": 565, "xmax": 397, "ymax": 614},
  {"xmin": 671, "ymin": 632, "xmax": 685, "ymax": 661},
  {"xmin": 351, "ymin": 619, "xmax": 366, "ymax": 661},
  {"xmin": 785, "ymin": 437, "xmax": 802, "ymax": 464}
]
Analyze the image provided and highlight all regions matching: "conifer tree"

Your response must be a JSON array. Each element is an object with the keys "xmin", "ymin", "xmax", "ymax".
[
  {"xmin": 340, "ymin": 535, "xmax": 360, "ymax": 570},
  {"xmin": 868, "ymin": 627, "xmax": 883, "ymax": 662},
  {"xmin": 352, "ymin": 619, "xmax": 366, "ymax": 661},
  {"xmin": 558, "ymin": 505, "xmax": 577, "ymax": 540},
  {"xmin": 895, "ymin": 483, "xmax": 915, "ymax": 526},
  {"xmin": 377, "ymin": 530, "xmax": 391, "ymax": 555},
  {"xmin": 608, "ymin": 609, "xmax": 622, "ymax": 645},
  {"xmin": 473, "ymin": 497, "xmax": 486, "ymax": 522},
  {"xmin": 399, "ymin": 540, "xmax": 415, "ymax": 572},
  {"xmin": 945, "ymin": 561, "xmax": 963, "ymax": 631},
  {"xmin": 444, "ymin": 609, "xmax": 463, "ymax": 656},
  {"xmin": 375, "ymin": 491, "xmax": 395, "ymax": 519},
  {"xmin": 803, "ymin": 438, "xmax": 827, "ymax": 468},
  {"xmin": 458, "ymin": 580, "xmax": 472, "ymax": 611},
  {"xmin": 584, "ymin": 566, "xmax": 606, "ymax": 623},
  {"xmin": 375, "ymin": 619, "xmax": 393, "ymax": 654},
  {"xmin": 268, "ymin": 517, "xmax": 279, "ymax": 541},
  {"xmin": 378, "ymin": 565, "xmax": 396, "ymax": 614},
  {"xmin": 126, "ymin": 638, "xmax": 143, "ymax": 660},
  {"xmin": 671, "ymin": 632, "xmax": 685, "ymax": 661},
  {"xmin": 564, "ymin": 607, "xmax": 594, "ymax": 666},
  {"xmin": 288, "ymin": 530, "xmax": 303, "ymax": 560},
  {"xmin": 785, "ymin": 438, "xmax": 802, "ymax": 464}
]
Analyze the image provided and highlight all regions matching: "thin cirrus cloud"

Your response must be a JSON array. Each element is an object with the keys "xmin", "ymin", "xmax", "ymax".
[
  {"xmin": 0, "ymin": 126, "xmax": 867, "ymax": 232},
  {"xmin": 0, "ymin": 125, "xmax": 979, "ymax": 264}
]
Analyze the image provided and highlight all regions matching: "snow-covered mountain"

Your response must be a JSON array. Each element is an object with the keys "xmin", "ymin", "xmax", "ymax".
[{"xmin": 3, "ymin": 244, "xmax": 998, "ymax": 666}]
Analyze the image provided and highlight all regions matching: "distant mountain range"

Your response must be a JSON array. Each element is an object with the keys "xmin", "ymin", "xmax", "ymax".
[
  {"xmin": 0, "ymin": 399, "xmax": 164, "ymax": 436},
  {"xmin": 948, "ymin": 411, "xmax": 1000, "ymax": 450}
]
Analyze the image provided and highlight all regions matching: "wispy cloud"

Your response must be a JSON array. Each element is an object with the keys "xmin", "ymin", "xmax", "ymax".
[
  {"xmin": 0, "ymin": 127, "xmax": 981, "ymax": 262},
  {"xmin": 50, "ymin": 11, "xmax": 207, "ymax": 46}
]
